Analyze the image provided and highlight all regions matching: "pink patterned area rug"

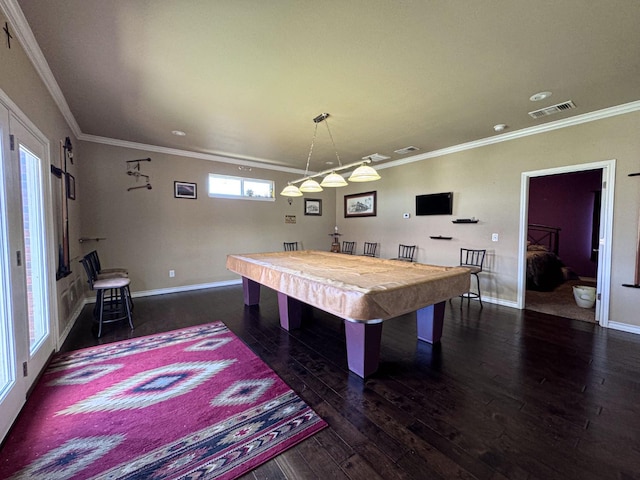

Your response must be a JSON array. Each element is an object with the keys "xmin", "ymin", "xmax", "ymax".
[{"xmin": 0, "ymin": 322, "xmax": 326, "ymax": 479}]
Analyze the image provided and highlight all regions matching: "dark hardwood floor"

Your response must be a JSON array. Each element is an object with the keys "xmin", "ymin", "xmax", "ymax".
[{"xmin": 61, "ymin": 286, "xmax": 640, "ymax": 480}]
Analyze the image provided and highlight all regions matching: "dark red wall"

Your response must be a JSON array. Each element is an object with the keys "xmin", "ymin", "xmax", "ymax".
[{"xmin": 528, "ymin": 169, "xmax": 602, "ymax": 278}]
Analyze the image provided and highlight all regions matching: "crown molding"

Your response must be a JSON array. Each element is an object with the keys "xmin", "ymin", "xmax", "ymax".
[
  {"xmin": 78, "ymin": 133, "xmax": 306, "ymax": 174},
  {"xmin": 0, "ymin": 0, "xmax": 82, "ymax": 138},
  {"xmin": 376, "ymin": 100, "xmax": 640, "ymax": 171}
]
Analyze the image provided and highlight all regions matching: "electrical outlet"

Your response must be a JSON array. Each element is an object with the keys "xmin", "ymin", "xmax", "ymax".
[
  {"xmin": 491, "ymin": 233, "xmax": 499, "ymax": 242},
  {"xmin": 169, "ymin": 270, "xmax": 175, "ymax": 278}
]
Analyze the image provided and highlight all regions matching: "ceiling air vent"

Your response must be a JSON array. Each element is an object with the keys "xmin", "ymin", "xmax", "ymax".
[
  {"xmin": 394, "ymin": 146, "xmax": 420, "ymax": 155},
  {"xmin": 362, "ymin": 153, "xmax": 390, "ymax": 162},
  {"xmin": 528, "ymin": 100, "xmax": 576, "ymax": 119}
]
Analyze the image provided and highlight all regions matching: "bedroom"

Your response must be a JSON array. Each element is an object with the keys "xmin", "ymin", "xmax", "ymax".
[{"xmin": 525, "ymin": 169, "xmax": 603, "ymax": 323}]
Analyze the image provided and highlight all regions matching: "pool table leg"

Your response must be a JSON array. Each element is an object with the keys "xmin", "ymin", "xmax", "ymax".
[
  {"xmin": 416, "ymin": 301, "xmax": 446, "ymax": 343},
  {"xmin": 242, "ymin": 277, "xmax": 261, "ymax": 306},
  {"xmin": 344, "ymin": 320, "xmax": 383, "ymax": 378},
  {"xmin": 277, "ymin": 293, "xmax": 303, "ymax": 330}
]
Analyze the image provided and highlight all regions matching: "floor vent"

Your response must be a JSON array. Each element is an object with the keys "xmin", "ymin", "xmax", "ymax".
[{"xmin": 528, "ymin": 100, "xmax": 576, "ymax": 119}]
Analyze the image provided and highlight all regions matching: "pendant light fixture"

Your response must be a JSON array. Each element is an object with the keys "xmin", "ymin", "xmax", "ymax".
[{"xmin": 280, "ymin": 113, "xmax": 381, "ymax": 197}]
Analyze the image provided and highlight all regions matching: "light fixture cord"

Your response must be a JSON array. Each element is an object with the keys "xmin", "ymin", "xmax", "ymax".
[
  {"xmin": 303, "ymin": 122, "xmax": 319, "ymax": 176},
  {"xmin": 324, "ymin": 119, "xmax": 342, "ymax": 167}
]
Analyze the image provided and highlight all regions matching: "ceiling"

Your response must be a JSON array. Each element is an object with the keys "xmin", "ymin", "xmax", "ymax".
[{"xmin": 8, "ymin": 0, "xmax": 640, "ymax": 174}]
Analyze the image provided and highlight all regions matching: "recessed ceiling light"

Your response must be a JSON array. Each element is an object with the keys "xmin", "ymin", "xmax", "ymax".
[
  {"xmin": 325, "ymin": 161, "xmax": 334, "ymax": 165},
  {"xmin": 529, "ymin": 91, "xmax": 552, "ymax": 102},
  {"xmin": 171, "ymin": 130, "xmax": 186, "ymax": 136},
  {"xmin": 493, "ymin": 124, "xmax": 508, "ymax": 132}
]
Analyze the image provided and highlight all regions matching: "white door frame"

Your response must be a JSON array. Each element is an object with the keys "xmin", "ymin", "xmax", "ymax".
[
  {"xmin": 517, "ymin": 160, "xmax": 615, "ymax": 327},
  {"xmin": 0, "ymin": 89, "xmax": 58, "ymax": 441}
]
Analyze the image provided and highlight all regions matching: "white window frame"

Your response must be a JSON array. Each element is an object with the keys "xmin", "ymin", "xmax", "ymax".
[{"xmin": 208, "ymin": 174, "xmax": 275, "ymax": 201}]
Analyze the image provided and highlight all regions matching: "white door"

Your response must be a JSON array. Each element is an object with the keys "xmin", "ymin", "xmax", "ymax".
[{"xmin": 0, "ymin": 103, "xmax": 56, "ymax": 441}]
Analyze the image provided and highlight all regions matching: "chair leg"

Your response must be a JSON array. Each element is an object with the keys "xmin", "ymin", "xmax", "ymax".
[
  {"xmin": 123, "ymin": 286, "xmax": 134, "ymax": 330},
  {"xmin": 474, "ymin": 272, "xmax": 483, "ymax": 308},
  {"xmin": 97, "ymin": 289, "xmax": 104, "ymax": 338}
]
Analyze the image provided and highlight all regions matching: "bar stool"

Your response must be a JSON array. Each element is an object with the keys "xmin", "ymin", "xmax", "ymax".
[
  {"xmin": 283, "ymin": 242, "xmax": 298, "ymax": 251},
  {"xmin": 87, "ymin": 250, "xmax": 128, "ymax": 277},
  {"xmin": 458, "ymin": 248, "xmax": 486, "ymax": 308},
  {"xmin": 342, "ymin": 241, "xmax": 356, "ymax": 255},
  {"xmin": 362, "ymin": 242, "xmax": 378, "ymax": 257},
  {"xmin": 85, "ymin": 251, "xmax": 133, "ymax": 311},
  {"xmin": 80, "ymin": 257, "xmax": 133, "ymax": 337}
]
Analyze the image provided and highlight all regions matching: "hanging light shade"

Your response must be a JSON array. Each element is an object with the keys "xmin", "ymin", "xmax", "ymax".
[
  {"xmin": 299, "ymin": 179, "xmax": 323, "ymax": 192},
  {"xmin": 349, "ymin": 163, "xmax": 381, "ymax": 182},
  {"xmin": 320, "ymin": 171, "xmax": 348, "ymax": 187},
  {"xmin": 280, "ymin": 184, "xmax": 303, "ymax": 197}
]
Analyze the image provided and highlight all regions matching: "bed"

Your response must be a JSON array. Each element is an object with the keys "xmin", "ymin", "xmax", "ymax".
[{"xmin": 527, "ymin": 224, "xmax": 565, "ymax": 291}]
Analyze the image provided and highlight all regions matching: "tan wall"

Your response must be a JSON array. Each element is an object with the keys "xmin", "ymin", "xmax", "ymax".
[
  {"xmin": 0, "ymin": 10, "xmax": 83, "ymax": 343},
  {"xmin": 3, "ymin": 7, "xmax": 640, "ymax": 335},
  {"xmin": 77, "ymin": 142, "xmax": 337, "ymax": 292},
  {"xmin": 336, "ymin": 112, "xmax": 640, "ymax": 327}
]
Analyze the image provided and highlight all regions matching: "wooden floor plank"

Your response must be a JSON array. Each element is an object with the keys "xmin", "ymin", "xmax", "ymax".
[{"xmin": 56, "ymin": 285, "xmax": 640, "ymax": 480}]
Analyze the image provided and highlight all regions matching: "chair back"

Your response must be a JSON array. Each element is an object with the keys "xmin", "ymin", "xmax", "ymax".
[
  {"xmin": 342, "ymin": 241, "xmax": 356, "ymax": 255},
  {"xmin": 86, "ymin": 250, "xmax": 101, "ymax": 273},
  {"xmin": 283, "ymin": 241, "xmax": 298, "ymax": 251},
  {"xmin": 362, "ymin": 242, "xmax": 378, "ymax": 257},
  {"xmin": 397, "ymin": 244, "xmax": 416, "ymax": 262},
  {"xmin": 79, "ymin": 255, "xmax": 98, "ymax": 289},
  {"xmin": 460, "ymin": 248, "xmax": 486, "ymax": 271}
]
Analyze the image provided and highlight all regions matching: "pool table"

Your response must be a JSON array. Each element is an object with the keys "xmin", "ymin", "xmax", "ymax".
[{"xmin": 226, "ymin": 250, "xmax": 470, "ymax": 377}]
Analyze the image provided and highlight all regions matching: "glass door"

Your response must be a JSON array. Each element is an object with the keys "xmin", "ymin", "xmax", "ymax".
[{"xmin": 0, "ymin": 104, "xmax": 55, "ymax": 441}]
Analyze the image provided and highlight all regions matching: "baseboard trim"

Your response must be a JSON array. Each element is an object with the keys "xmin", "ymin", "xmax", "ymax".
[
  {"xmin": 607, "ymin": 321, "xmax": 640, "ymax": 335},
  {"xmin": 56, "ymin": 300, "xmax": 88, "ymax": 351},
  {"xmin": 84, "ymin": 279, "xmax": 243, "ymax": 304}
]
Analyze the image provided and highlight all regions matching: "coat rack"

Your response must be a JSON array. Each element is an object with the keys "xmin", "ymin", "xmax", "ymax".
[{"xmin": 126, "ymin": 158, "xmax": 152, "ymax": 191}]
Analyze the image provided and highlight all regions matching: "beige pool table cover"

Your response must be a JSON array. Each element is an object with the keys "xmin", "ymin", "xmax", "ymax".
[{"xmin": 226, "ymin": 250, "xmax": 471, "ymax": 321}]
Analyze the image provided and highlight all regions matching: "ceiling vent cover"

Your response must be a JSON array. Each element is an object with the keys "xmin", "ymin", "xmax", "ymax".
[
  {"xmin": 528, "ymin": 100, "xmax": 576, "ymax": 119},
  {"xmin": 363, "ymin": 153, "xmax": 390, "ymax": 162},
  {"xmin": 394, "ymin": 146, "xmax": 420, "ymax": 155}
]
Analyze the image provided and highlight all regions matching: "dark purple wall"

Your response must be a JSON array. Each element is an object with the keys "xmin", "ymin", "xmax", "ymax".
[{"xmin": 528, "ymin": 169, "xmax": 602, "ymax": 278}]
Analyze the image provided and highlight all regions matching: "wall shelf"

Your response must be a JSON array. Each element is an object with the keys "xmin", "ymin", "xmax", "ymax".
[
  {"xmin": 452, "ymin": 219, "xmax": 478, "ymax": 224},
  {"xmin": 430, "ymin": 236, "xmax": 452, "ymax": 240}
]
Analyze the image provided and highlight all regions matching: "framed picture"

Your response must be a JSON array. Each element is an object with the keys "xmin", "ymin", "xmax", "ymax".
[
  {"xmin": 174, "ymin": 181, "xmax": 197, "ymax": 199},
  {"xmin": 344, "ymin": 191, "xmax": 377, "ymax": 218},
  {"xmin": 66, "ymin": 173, "xmax": 76, "ymax": 200},
  {"xmin": 304, "ymin": 198, "xmax": 322, "ymax": 216}
]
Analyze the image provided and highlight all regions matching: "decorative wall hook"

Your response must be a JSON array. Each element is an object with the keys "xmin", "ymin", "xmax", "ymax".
[
  {"xmin": 63, "ymin": 136, "xmax": 73, "ymax": 164},
  {"xmin": 126, "ymin": 158, "xmax": 152, "ymax": 191}
]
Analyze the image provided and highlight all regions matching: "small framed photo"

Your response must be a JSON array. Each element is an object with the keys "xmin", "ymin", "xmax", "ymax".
[
  {"xmin": 344, "ymin": 191, "xmax": 377, "ymax": 218},
  {"xmin": 304, "ymin": 198, "xmax": 322, "ymax": 216},
  {"xmin": 174, "ymin": 181, "xmax": 197, "ymax": 199},
  {"xmin": 66, "ymin": 173, "xmax": 76, "ymax": 200}
]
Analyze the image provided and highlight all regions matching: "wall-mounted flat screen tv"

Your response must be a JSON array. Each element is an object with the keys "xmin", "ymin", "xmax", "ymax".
[{"xmin": 416, "ymin": 192, "xmax": 453, "ymax": 215}]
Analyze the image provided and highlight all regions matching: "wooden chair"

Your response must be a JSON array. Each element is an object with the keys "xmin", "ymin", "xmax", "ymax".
[
  {"xmin": 342, "ymin": 241, "xmax": 356, "ymax": 255},
  {"xmin": 362, "ymin": 242, "xmax": 378, "ymax": 257},
  {"xmin": 283, "ymin": 242, "xmax": 298, "ymax": 251},
  {"xmin": 458, "ymin": 248, "xmax": 486, "ymax": 307},
  {"xmin": 393, "ymin": 244, "xmax": 416, "ymax": 262}
]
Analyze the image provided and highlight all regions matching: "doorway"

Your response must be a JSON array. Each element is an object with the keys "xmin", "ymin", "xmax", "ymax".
[
  {"xmin": 518, "ymin": 160, "xmax": 615, "ymax": 327},
  {"xmin": 0, "ymin": 99, "xmax": 56, "ymax": 441}
]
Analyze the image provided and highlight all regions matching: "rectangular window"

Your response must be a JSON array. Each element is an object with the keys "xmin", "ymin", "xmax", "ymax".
[{"xmin": 208, "ymin": 174, "xmax": 274, "ymax": 201}]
